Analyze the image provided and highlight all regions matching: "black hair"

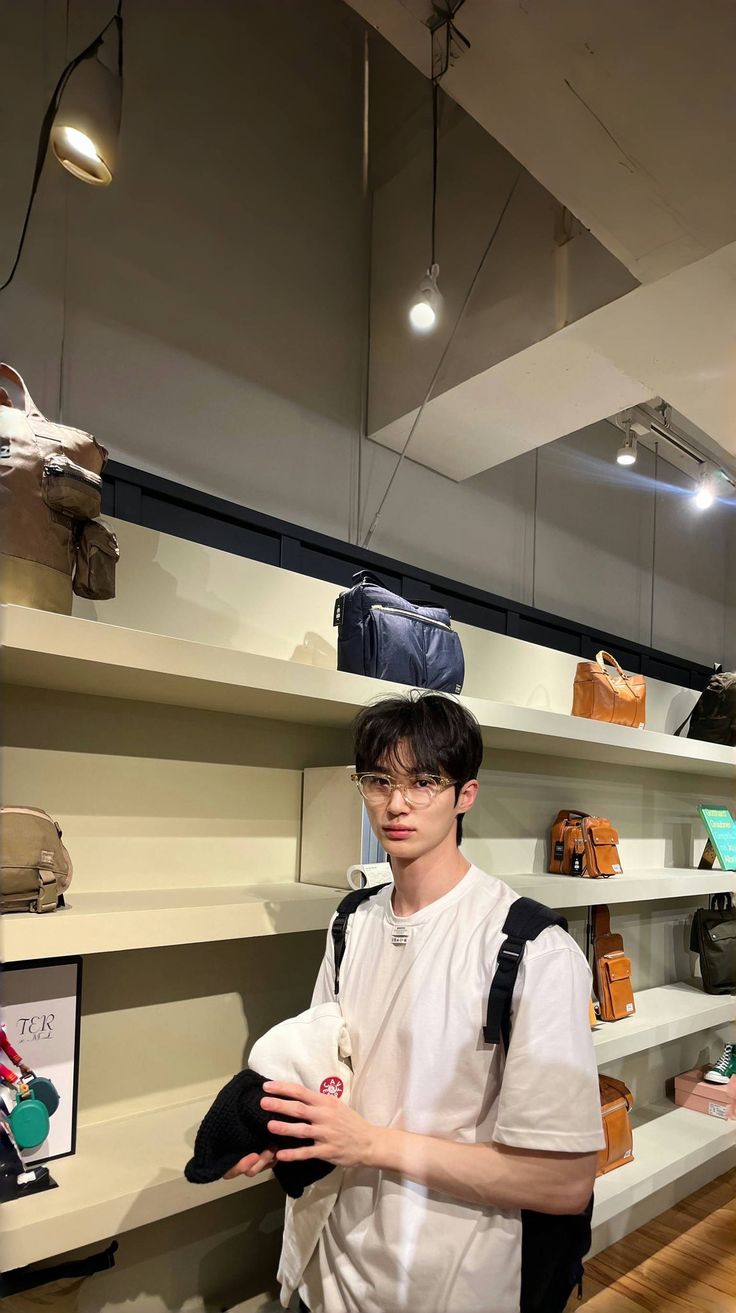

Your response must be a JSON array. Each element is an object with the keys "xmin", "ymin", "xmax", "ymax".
[{"xmin": 352, "ymin": 691, "xmax": 483, "ymax": 844}]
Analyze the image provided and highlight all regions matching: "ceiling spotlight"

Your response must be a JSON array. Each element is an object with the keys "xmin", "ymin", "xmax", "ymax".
[
  {"xmin": 409, "ymin": 263, "xmax": 442, "ymax": 332},
  {"xmin": 616, "ymin": 432, "xmax": 638, "ymax": 467},
  {"xmin": 50, "ymin": 53, "xmax": 122, "ymax": 186},
  {"xmin": 694, "ymin": 465, "xmax": 716, "ymax": 510}
]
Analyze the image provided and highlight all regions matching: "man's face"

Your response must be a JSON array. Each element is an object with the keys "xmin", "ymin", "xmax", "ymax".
[{"xmin": 362, "ymin": 750, "xmax": 477, "ymax": 861}]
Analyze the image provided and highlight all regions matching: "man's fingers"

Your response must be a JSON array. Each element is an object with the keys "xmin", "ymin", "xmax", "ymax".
[{"xmin": 223, "ymin": 1148, "xmax": 278, "ymax": 1180}]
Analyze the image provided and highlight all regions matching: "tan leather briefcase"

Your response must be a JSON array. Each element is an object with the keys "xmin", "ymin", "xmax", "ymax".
[
  {"xmin": 591, "ymin": 905, "xmax": 636, "ymax": 1021},
  {"xmin": 0, "ymin": 362, "xmax": 114, "ymax": 614},
  {"xmin": 572, "ymin": 650, "xmax": 646, "ymax": 729},
  {"xmin": 549, "ymin": 811, "xmax": 622, "ymax": 878},
  {"xmin": 597, "ymin": 1075, "xmax": 634, "ymax": 1176}
]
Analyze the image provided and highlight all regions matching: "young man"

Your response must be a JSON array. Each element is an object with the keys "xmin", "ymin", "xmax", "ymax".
[{"xmin": 229, "ymin": 692, "xmax": 604, "ymax": 1312}]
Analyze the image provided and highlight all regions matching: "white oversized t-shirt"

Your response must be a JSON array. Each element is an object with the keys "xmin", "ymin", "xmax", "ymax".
[{"xmin": 295, "ymin": 865, "xmax": 604, "ymax": 1313}]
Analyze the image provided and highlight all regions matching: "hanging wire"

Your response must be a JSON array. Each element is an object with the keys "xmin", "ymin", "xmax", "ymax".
[
  {"xmin": 0, "ymin": 2, "xmax": 123, "ymax": 294},
  {"xmin": 362, "ymin": 169, "xmax": 522, "ymax": 549},
  {"xmin": 430, "ymin": 78, "xmax": 439, "ymax": 269}
]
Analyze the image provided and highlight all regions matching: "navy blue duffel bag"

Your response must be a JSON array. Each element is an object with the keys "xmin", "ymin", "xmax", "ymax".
[{"xmin": 333, "ymin": 571, "xmax": 465, "ymax": 693}]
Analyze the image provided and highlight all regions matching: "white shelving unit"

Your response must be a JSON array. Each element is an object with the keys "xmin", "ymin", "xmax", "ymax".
[
  {"xmin": 591, "ymin": 1104, "xmax": 736, "ymax": 1251},
  {"xmin": 4, "ymin": 873, "xmax": 734, "ymax": 963},
  {"xmin": 2, "ymin": 604, "xmax": 735, "ymax": 775},
  {"xmin": 2, "ymin": 604, "xmax": 734, "ymax": 1281},
  {"xmin": 0, "ymin": 1092, "xmax": 260, "ymax": 1271},
  {"xmin": 591, "ymin": 983, "xmax": 735, "ymax": 1064},
  {"xmin": 2, "ymin": 883, "xmax": 343, "ymax": 961}
]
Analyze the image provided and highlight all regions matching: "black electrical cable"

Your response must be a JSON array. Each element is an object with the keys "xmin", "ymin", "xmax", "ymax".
[
  {"xmin": 0, "ymin": 3, "xmax": 123, "ymax": 294},
  {"xmin": 430, "ymin": 78, "xmax": 439, "ymax": 269},
  {"xmin": 362, "ymin": 168, "xmax": 522, "ymax": 549}
]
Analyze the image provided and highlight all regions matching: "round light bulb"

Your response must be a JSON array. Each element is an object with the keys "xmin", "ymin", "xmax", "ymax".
[
  {"xmin": 408, "ymin": 263, "xmax": 441, "ymax": 334},
  {"xmin": 616, "ymin": 447, "xmax": 636, "ymax": 466},
  {"xmin": 694, "ymin": 487, "xmax": 714, "ymax": 511},
  {"xmin": 409, "ymin": 299, "xmax": 437, "ymax": 331}
]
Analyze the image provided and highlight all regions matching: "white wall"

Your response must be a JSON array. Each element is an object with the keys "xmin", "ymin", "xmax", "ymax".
[{"xmin": 1, "ymin": 0, "xmax": 734, "ymax": 668}]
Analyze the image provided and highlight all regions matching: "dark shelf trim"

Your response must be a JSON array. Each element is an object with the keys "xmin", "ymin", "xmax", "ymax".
[{"xmin": 102, "ymin": 459, "xmax": 717, "ymax": 692}]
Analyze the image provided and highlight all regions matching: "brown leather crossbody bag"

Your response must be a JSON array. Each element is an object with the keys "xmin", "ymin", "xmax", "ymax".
[
  {"xmin": 549, "ymin": 811, "xmax": 622, "ymax": 878},
  {"xmin": 597, "ymin": 1075, "xmax": 634, "ymax": 1176},
  {"xmin": 590, "ymin": 905, "xmax": 636, "ymax": 1022},
  {"xmin": 572, "ymin": 650, "xmax": 646, "ymax": 728}
]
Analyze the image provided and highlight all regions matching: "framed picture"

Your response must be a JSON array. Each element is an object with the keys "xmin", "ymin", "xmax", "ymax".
[{"xmin": 1, "ymin": 956, "xmax": 82, "ymax": 1165}]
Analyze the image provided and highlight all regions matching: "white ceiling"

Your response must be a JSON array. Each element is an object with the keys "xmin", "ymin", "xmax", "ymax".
[
  {"xmin": 370, "ymin": 239, "xmax": 736, "ymax": 480},
  {"xmin": 346, "ymin": 0, "xmax": 736, "ymax": 476}
]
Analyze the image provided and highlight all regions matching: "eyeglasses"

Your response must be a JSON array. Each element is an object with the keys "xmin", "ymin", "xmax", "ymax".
[{"xmin": 351, "ymin": 771, "xmax": 456, "ymax": 809}]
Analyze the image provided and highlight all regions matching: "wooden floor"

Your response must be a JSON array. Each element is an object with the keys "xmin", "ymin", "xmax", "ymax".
[{"xmin": 567, "ymin": 1167, "xmax": 736, "ymax": 1312}]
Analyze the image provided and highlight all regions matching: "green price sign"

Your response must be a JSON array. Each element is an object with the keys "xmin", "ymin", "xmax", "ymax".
[{"xmin": 699, "ymin": 807, "xmax": 736, "ymax": 871}]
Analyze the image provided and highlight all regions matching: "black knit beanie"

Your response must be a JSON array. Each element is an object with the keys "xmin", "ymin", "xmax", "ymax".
[{"xmin": 184, "ymin": 1068, "xmax": 335, "ymax": 1198}]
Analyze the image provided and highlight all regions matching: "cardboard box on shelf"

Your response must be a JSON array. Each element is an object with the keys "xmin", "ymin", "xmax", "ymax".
[{"xmin": 674, "ymin": 1067, "xmax": 736, "ymax": 1121}]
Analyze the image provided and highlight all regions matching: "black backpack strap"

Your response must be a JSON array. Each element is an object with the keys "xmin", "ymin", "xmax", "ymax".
[
  {"xmin": 332, "ymin": 883, "xmax": 390, "ymax": 995},
  {"xmin": 484, "ymin": 897, "xmax": 568, "ymax": 1051},
  {"xmin": 674, "ymin": 706, "xmax": 696, "ymax": 736}
]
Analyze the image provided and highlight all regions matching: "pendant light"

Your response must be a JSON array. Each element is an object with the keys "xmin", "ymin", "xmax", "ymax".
[
  {"xmin": 0, "ymin": 2, "xmax": 124, "ymax": 291},
  {"xmin": 408, "ymin": 80, "xmax": 443, "ymax": 333},
  {"xmin": 50, "ymin": 48, "xmax": 122, "ymax": 186}
]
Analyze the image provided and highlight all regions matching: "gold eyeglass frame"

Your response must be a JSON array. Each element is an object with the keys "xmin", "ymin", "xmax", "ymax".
[{"xmin": 350, "ymin": 771, "xmax": 457, "ymax": 808}]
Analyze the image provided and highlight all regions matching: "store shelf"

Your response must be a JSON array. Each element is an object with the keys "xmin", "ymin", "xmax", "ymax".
[
  {"xmin": 592, "ymin": 982, "xmax": 735, "ymax": 1065},
  {"xmin": 592, "ymin": 1102, "xmax": 736, "ymax": 1231},
  {"xmin": 0, "ymin": 883, "xmax": 343, "ymax": 962},
  {"xmin": 505, "ymin": 868, "xmax": 735, "ymax": 908},
  {"xmin": 0, "ymin": 1092, "xmax": 267, "ymax": 1270},
  {"xmin": 2, "ymin": 606, "xmax": 734, "ymax": 777}
]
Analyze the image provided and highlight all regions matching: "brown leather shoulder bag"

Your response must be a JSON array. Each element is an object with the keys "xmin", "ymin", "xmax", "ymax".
[
  {"xmin": 590, "ymin": 905, "xmax": 636, "ymax": 1021},
  {"xmin": 597, "ymin": 1075, "xmax": 634, "ymax": 1176},
  {"xmin": 548, "ymin": 811, "xmax": 622, "ymax": 878},
  {"xmin": 572, "ymin": 650, "xmax": 646, "ymax": 729}
]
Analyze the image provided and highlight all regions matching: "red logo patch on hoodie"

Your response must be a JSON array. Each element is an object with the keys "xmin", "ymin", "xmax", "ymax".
[{"xmin": 320, "ymin": 1075, "xmax": 344, "ymax": 1098}]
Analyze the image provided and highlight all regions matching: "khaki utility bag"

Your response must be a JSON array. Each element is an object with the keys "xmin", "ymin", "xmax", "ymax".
[
  {"xmin": 572, "ymin": 651, "xmax": 646, "ymax": 729},
  {"xmin": 0, "ymin": 807, "xmax": 73, "ymax": 914},
  {"xmin": 548, "ymin": 810, "xmax": 623, "ymax": 878},
  {"xmin": 0, "ymin": 362, "xmax": 118, "ymax": 613}
]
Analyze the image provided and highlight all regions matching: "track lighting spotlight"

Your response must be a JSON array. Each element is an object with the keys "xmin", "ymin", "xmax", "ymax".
[
  {"xmin": 616, "ymin": 429, "xmax": 637, "ymax": 467},
  {"xmin": 409, "ymin": 264, "xmax": 442, "ymax": 332},
  {"xmin": 694, "ymin": 465, "xmax": 716, "ymax": 511}
]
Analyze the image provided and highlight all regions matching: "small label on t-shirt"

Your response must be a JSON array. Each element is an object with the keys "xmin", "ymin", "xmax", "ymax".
[
  {"xmin": 708, "ymin": 1101, "xmax": 727, "ymax": 1119},
  {"xmin": 613, "ymin": 864, "xmax": 622, "ymax": 873},
  {"xmin": 625, "ymin": 1002, "xmax": 634, "ymax": 1013},
  {"xmin": 391, "ymin": 930, "xmax": 410, "ymax": 947}
]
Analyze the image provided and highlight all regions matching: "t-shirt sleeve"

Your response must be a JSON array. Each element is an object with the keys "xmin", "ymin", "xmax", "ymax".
[
  {"xmin": 493, "ymin": 936, "xmax": 605, "ymax": 1153},
  {"xmin": 310, "ymin": 913, "xmax": 337, "ymax": 1007}
]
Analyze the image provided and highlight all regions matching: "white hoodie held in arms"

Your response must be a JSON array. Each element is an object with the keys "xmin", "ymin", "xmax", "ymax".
[{"xmin": 247, "ymin": 1001, "xmax": 353, "ymax": 1307}]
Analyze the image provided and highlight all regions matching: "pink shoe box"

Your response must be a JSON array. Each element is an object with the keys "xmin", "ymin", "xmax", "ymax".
[{"xmin": 674, "ymin": 1067, "xmax": 736, "ymax": 1121}]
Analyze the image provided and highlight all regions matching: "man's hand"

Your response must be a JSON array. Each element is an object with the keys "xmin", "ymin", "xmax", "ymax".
[
  {"xmin": 224, "ymin": 1147, "xmax": 278, "ymax": 1180},
  {"xmin": 18, "ymin": 1063, "xmax": 33, "ymax": 1078},
  {"xmin": 259, "ymin": 1081, "xmax": 379, "ymax": 1169}
]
